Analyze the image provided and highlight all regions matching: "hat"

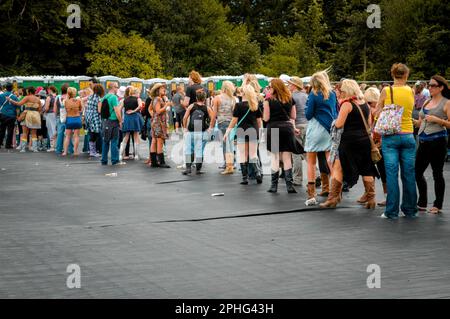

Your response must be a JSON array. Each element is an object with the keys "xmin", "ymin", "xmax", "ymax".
[
  {"xmin": 149, "ymin": 83, "xmax": 165, "ymax": 98},
  {"xmin": 117, "ymin": 86, "xmax": 127, "ymax": 98},
  {"xmin": 38, "ymin": 90, "xmax": 47, "ymax": 98},
  {"xmin": 287, "ymin": 76, "xmax": 304, "ymax": 89},
  {"xmin": 279, "ymin": 74, "xmax": 290, "ymax": 84}
]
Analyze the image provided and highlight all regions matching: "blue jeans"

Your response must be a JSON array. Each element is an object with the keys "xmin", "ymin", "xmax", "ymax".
[
  {"xmin": 55, "ymin": 117, "xmax": 73, "ymax": 154},
  {"xmin": 382, "ymin": 134, "xmax": 418, "ymax": 219},
  {"xmin": 184, "ymin": 131, "xmax": 208, "ymax": 163},
  {"xmin": 101, "ymin": 136, "xmax": 119, "ymax": 165}
]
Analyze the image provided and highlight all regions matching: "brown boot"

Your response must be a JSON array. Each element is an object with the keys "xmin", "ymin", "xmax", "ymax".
[
  {"xmin": 320, "ymin": 178, "xmax": 343, "ymax": 208},
  {"xmin": 221, "ymin": 164, "xmax": 234, "ymax": 175},
  {"xmin": 305, "ymin": 182, "xmax": 318, "ymax": 206},
  {"xmin": 357, "ymin": 190, "xmax": 368, "ymax": 204},
  {"xmin": 363, "ymin": 180, "xmax": 376, "ymax": 209},
  {"xmin": 377, "ymin": 182, "xmax": 387, "ymax": 207},
  {"xmin": 318, "ymin": 173, "xmax": 330, "ymax": 197}
]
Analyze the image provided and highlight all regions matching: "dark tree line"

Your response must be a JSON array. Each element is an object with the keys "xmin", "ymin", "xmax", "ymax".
[{"xmin": 0, "ymin": 0, "xmax": 448, "ymax": 80}]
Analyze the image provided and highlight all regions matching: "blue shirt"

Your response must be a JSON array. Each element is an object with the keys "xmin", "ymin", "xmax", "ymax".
[
  {"xmin": 305, "ymin": 91, "xmax": 338, "ymax": 132},
  {"xmin": 0, "ymin": 91, "xmax": 19, "ymax": 118}
]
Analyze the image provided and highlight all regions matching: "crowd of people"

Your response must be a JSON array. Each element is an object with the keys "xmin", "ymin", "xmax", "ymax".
[{"xmin": 1, "ymin": 65, "xmax": 449, "ymax": 219}]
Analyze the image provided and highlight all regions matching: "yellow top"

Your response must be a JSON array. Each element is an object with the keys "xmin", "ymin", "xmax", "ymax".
[{"xmin": 384, "ymin": 86, "xmax": 414, "ymax": 133}]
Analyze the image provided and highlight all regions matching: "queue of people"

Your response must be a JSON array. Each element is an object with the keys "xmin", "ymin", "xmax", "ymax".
[{"xmin": 1, "ymin": 65, "xmax": 449, "ymax": 219}]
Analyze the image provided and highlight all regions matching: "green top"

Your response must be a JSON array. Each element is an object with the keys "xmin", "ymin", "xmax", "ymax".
[{"xmin": 101, "ymin": 93, "xmax": 119, "ymax": 120}]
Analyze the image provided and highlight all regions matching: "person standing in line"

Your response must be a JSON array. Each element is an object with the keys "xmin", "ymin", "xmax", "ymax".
[
  {"xmin": 85, "ymin": 84, "xmax": 104, "ymax": 157},
  {"xmin": 304, "ymin": 70, "xmax": 338, "ymax": 205},
  {"xmin": 377, "ymin": 63, "xmax": 417, "ymax": 219},
  {"xmin": 7, "ymin": 87, "xmax": 41, "ymax": 152},
  {"xmin": 43, "ymin": 86, "xmax": 57, "ymax": 152},
  {"xmin": 288, "ymin": 77, "xmax": 308, "ymax": 187},
  {"xmin": 101, "ymin": 82, "xmax": 122, "ymax": 166},
  {"xmin": 54, "ymin": 84, "xmax": 73, "ymax": 155},
  {"xmin": 213, "ymin": 80, "xmax": 236, "ymax": 175},
  {"xmin": 172, "ymin": 86, "xmax": 186, "ymax": 135},
  {"xmin": 0, "ymin": 83, "xmax": 19, "ymax": 149},
  {"xmin": 62, "ymin": 87, "xmax": 83, "ymax": 156},
  {"xmin": 264, "ymin": 79, "xmax": 301, "ymax": 193},
  {"xmin": 224, "ymin": 85, "xmax": 262, "ymax": 185},
  {"xmin": 414, "ymin": 75, "xmax": 450, "ymax": 214},
  {"xmin": 119, "ymin": 87, "xmax": 144, "ymax": 161}
]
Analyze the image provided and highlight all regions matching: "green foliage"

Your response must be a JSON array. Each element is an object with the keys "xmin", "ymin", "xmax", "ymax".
[
  {"xmin": 86, "ymin": 29, "xmax": 163, "ymax": 78},
  {"xmin": 0, "ymin": 0, "xmax": 448, "ymax": 80},
  {"xmin": 258, "ymin": 34, "xmax": 319, "ymax": 77}
]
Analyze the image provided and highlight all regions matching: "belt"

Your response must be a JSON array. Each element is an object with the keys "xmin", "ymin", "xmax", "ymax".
[{"xmin": 25, "ymin": 107, "xmax": 38, "ymax": 111}]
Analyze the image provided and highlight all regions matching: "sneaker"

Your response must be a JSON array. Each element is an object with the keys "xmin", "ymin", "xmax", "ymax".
[
  {"xmin": 305, "ymin": 197, "xmax": 318, "ymax": 206},
  {"xmin": 399, "ymin": 212, "xmax": 406, "ymax": 217},
  {"xmin": 47, "ymin": 148, "xmax": 55, "ymax": 152},
  {"xmin": 380, "ymin": 213, "xmax": 389, "ymax": 219}
]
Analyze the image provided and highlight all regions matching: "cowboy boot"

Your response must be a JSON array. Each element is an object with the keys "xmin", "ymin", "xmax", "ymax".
[
  {"xmin": 240, "ymin": 163, "xmax": 249, "ymax": 185},
  {"xmin": 284, "ymin": 169, "xmax": 297, "ymax": 194},
  {"xmin": 268, "ymin": 170, "xmax": 279, "ymax": 193},
  {"xmin": 377, "ymin": 182, "xmax": 387, "ymax": 207},
  {"xmin": 320, "ymin": 178, "xmax": 343, "ymax": 208},
  {"xmin": 221, "ymin": 153, "xmax": 234, "ymax": 175},
  {"xmin": 318, "ymin": 173, "xmax": 330, "ymax": 197},
  {"xmin": 157, "ymin": 153, "xmax": 171, "ymax": 168},
  {"xmin": 150, "ymin": 152, "xmax": 159, "ymax": 167},
  {"xmin": 363, "ymin": 180, "xmax": 376, "ymax": 209},
  {"xmin": 305, "ymin": 182, "xmax": 318, "ymax": 206}
]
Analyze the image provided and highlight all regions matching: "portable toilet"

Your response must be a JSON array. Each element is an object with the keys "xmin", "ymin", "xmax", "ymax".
[
  {"xmin": 98, "ymin": 75, "xmax": 121, "ymax": 91},
  {"xmin": 122, "ymin": 77, "xmax": 145, "ymax": 97}
]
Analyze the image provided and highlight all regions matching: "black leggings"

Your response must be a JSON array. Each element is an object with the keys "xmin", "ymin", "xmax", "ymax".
[
  {"xmin": 317, "ymin": 151, "xmax": 330, "ymax": 175},
  {"xmin": 415, "ymin": 137, "xmax": 447, "ymax": 209},
  {"xmin": 89, "ymin": 132, "xmax": 100, "ymax": 143}
]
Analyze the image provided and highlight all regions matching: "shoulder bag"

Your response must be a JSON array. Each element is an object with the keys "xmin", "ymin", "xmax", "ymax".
[
  {"xmin": 374, "ymin": 85, "xmax": 404, "ymax": 135},
  {"xmin": 354, "ymin": 102, "xmax": 382, "ymax": 164}
]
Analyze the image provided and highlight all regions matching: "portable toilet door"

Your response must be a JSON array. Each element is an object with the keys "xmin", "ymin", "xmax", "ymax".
[
  {"xmin": 75, "ymin": 76, "xmax": 93, "ymax": 91},
  {"xmin": 123, "ymin": 77, "xmax": 144, "ymax": 97}
]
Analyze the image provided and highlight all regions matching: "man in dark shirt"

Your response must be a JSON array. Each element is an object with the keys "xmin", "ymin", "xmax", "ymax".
[{"xmin": 0, "ymin": 83, "xmax": 19, "ymax": 149}]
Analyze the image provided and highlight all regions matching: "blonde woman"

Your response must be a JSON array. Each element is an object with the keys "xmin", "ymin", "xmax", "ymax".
[
  {"xmin": 213, "ymin": 80, "xmax": 236, "ymax": 174},
  {"xmin": 320, "ymin": 80, "xmax": 378, "ymax": 208},
  {"xmin": 304, "ymin": 70, "xmax": 338, "ymax": 205},
  {"xmin": 224, "ymin": 85, "xmax": 263, "ymax": 185}
]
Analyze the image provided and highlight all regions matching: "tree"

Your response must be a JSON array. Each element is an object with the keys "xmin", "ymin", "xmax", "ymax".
[
  {"xmin": 86, "ymin": 29, "xmax": 163, "ymax": 78},
  {"xmin": 258, "ymin": 34, "xmax": 319, "ymax": 77}
]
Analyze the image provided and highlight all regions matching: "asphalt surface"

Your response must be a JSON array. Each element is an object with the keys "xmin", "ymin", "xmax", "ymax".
[{"xmin": 1, "ymin": 139, "xmax": 450, "ymax": 299}]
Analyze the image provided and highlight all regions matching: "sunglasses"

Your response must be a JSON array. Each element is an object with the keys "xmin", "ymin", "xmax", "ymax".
[{"xmin": 428, "ymin": 83, "xmax": 440, "ymax": 88}]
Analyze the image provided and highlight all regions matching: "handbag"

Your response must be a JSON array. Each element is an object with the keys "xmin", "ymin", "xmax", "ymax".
[
  {"xmin": 354, "ymin": 102, "xmax": 382, "ymax": 164},
  {"xmin": 374, "ymin": 85, "xmax": 404, "ymax": 136}
]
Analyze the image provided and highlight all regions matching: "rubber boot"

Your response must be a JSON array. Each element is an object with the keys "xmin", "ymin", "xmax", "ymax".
[
  {"xmin": 134, "ymin": 143, "xmax": 140, "ymax": 161},
  {"xmin": 150, "ymin": 152, "xmax": 159, "ymax": 167},
  {"xmin": 364, "ymin": 180, "xmax": 376, "ymax": 209},
  {"xmin": 305, "ymin": 182, "xmax": 318, "ymax": 206},
  {"xmin": 31, "ymin": 139, "xmax": 39, "ymax": 152},
  {"xmin": 284, "ymin": 169, "xmax": 297, "ymax": 194},
  {"xmin": 157, "ymin": 153, "xmax": 171, "ymax": 168},
  {"xmin": 318, "ymin": 173, "xmax": 330, "ymax": 197},
  {"xmin": 119, "ymin": 141, "xmax": 127, "ymax": 161},
  {"xmin": 221, "ymin": 153, "xmax": 234, "ymax": 175},
  {"xmin": 240, "ymin": 163, "xmax": 248, "ymax": 185},
  {"xmin": 267, "ymin": 171, "xmax": 279, "ymax": 193},
  {"xmin": 377, "ymin": 183, "xmax": 387, "ymax": 207},
  {"xmin": 89, "ymin": 141, "xmax": 96, "ymax": 157},
  {"xmin": 320, "ymin": 178, "xmax": 343, "ymax": 208},
  {"xmin": 182, "ymin": 164, "xmax": 192, "ymax": 175},
  {"xmin": 195, "ymin": 162, "xmax": 204, "ymax": 175},
  {"xmin": 19, "ymin": 140, "xmax": 27, "ymax": 153}
]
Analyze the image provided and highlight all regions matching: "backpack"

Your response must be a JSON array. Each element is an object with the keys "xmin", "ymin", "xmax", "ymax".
[
  {"xmin": 101, "ymin": 96, "xmax": 111, "ymax": 120},
  {"xmin": 188, "ymin": 103, "xmax": 209, "ymax": 132}
]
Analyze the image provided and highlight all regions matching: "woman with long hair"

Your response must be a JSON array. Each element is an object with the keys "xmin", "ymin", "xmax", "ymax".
[
  {"xmin": 413, "ymin": 75, "xmax": 450, "ymax": 214},
  {"xmin": 264, "ymin": 78, "xmax": 301, "ymax": 193},
  {"xmin": 224, "ymin": 85, "xmax": 263, "ymax": 185},
  {"xmin": 149, "ymin": 83, "xmax": 170, "ymax": 168},
  {"xmin": 213, "ymin": 80, "xmax": 236, "ymax": 174},
  {"xmin": 320, "ymin": 79, "xmax": 378, "ymax": 208},
  {"xmin": 304, "ymin": 70, "xmax": 338, "ymax": 205},
  {"xmin": 85, "ymin": 84, "xmax": 104, "ymax": 157}
]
